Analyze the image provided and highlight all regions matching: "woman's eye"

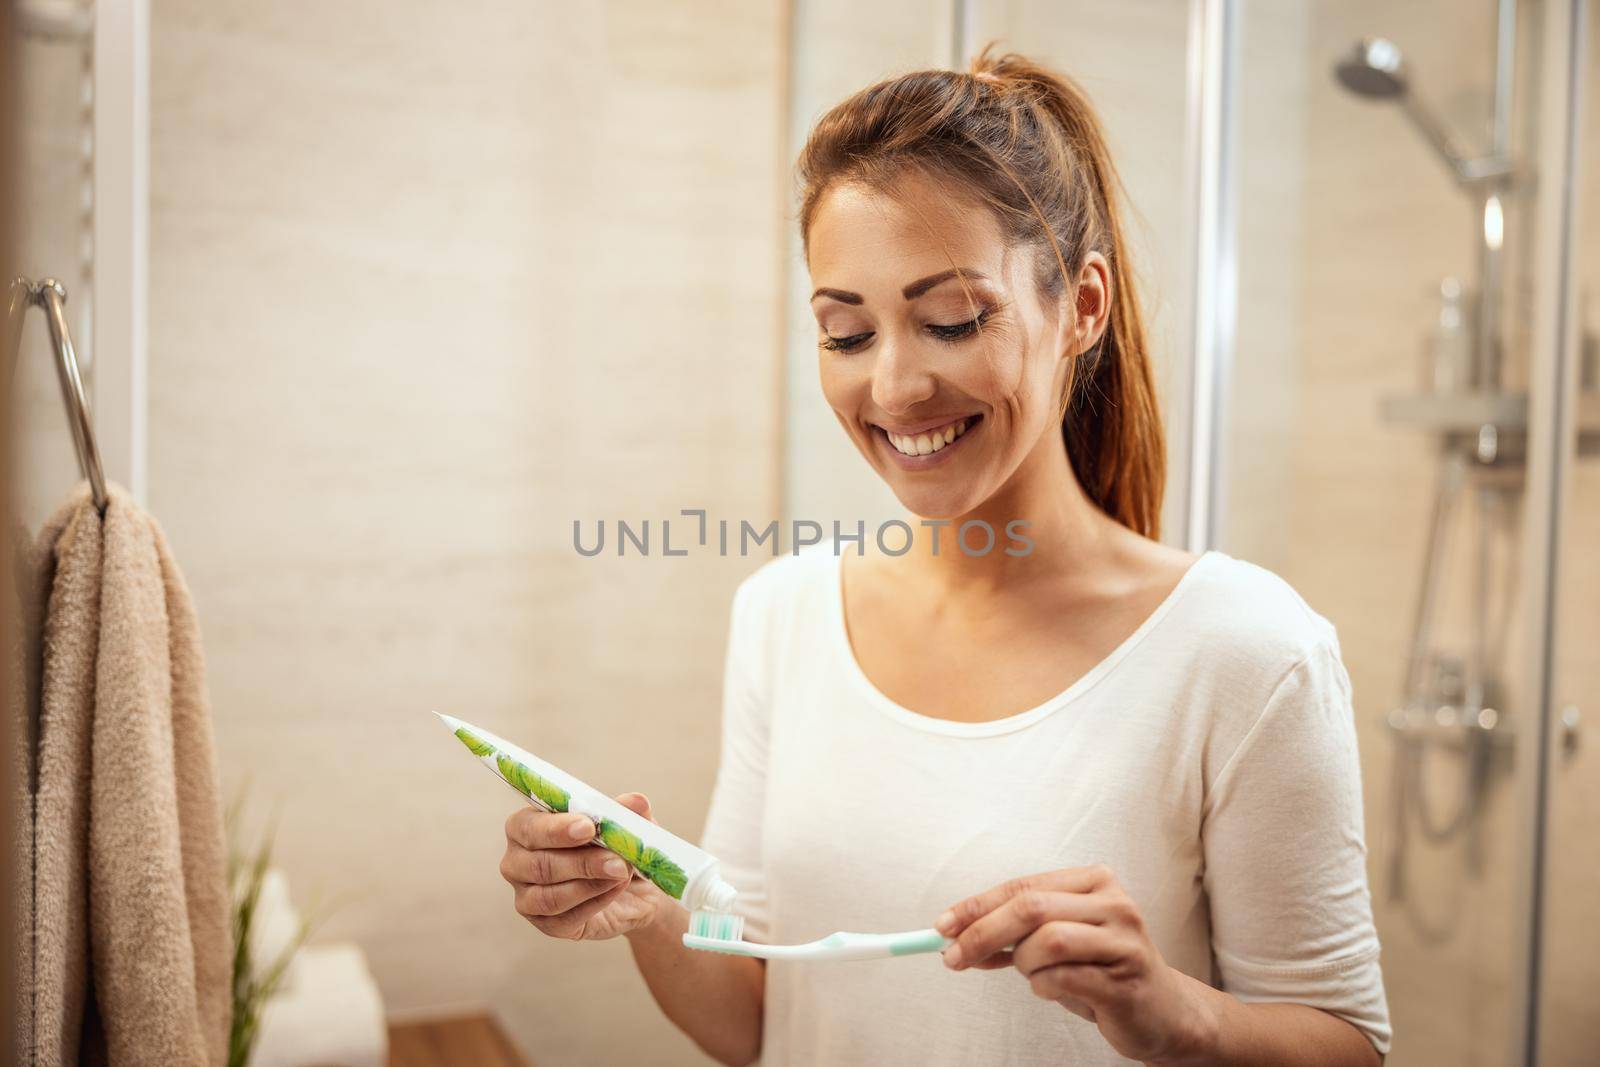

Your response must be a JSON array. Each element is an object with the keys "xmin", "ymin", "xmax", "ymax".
[
  {"xmin": 819, "ymin": 308, "xmax": 991, "ymax": 353},
  {"xmin": 820, "ymin": 331, "xmax": 873, "ymax": 353},
  {"xmin": 927, "ymin": 309, "xmax": 992, "ymax": 341}
]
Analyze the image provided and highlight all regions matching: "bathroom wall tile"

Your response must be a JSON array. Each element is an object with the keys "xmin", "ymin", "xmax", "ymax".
[{"xmin": 149, "ymin": 2, "xmax": 783, "ymax": 1063}]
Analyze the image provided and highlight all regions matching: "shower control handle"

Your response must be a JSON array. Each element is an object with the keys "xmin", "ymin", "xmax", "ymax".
[{"xmin": 1560, "ymin": 705, "xmax": 1581, "ymax": 756}]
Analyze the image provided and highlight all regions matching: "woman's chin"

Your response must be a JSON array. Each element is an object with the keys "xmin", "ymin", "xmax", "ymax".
[{"xmin": 884, "ymin": 486, "xmax": 983, "ymax": 526}]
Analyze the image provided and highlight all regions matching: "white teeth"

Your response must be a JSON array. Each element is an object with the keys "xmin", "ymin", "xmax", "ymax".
[{"xmin": 885, "ymin": 417, "xmax": 973, "ymax": 457}]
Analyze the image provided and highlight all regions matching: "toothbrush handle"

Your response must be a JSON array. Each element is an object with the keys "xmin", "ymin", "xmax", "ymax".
[
  {"xmin": 681, "ymin": 927, "xmax": 953, "ymax": 962},
  {"xmin": 861, "ymin": 928, "xmax": 951, "ymax": 959}
]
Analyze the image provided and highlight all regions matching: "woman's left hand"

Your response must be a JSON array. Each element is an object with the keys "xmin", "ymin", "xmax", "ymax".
[{"xmin": 936, "ymin": 864, "xmax": 1213, "ymax": 1065}]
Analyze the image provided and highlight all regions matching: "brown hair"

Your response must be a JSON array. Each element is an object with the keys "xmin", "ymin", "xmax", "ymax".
[{"xmin": 796, "ymin": 43, "xmax": 1165, "ymax": 539}]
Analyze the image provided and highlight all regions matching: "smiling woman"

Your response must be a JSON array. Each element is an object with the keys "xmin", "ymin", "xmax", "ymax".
[
  {"xmin": 496, "ymin": 42, "xmax": 1390, "ymax": 1067},
  {"xmin": 721, "ymin": 47, "xmax": 1384, "ymax": 1067}
]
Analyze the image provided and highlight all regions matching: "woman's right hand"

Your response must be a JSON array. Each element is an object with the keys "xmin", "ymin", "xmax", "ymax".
[{"xmin": 500, "ymin": 792, "xmax": 665, "ymax": 941}]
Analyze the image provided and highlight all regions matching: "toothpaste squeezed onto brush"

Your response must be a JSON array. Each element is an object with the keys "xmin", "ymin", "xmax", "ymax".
[{"xmin": 435, "ymin": 712, "xmax": 738, "ymax": 914}]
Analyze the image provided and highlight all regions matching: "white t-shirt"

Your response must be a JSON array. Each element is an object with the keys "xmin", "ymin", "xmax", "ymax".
[{"xmin": 699, "ymin": 547, "xmax": 1391, "ymax": 1066}]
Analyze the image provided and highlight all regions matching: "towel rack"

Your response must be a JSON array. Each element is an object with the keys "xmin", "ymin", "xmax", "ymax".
[{"xmin": 7, "ymin": 276, "xmax": 108, "ymax": 512}]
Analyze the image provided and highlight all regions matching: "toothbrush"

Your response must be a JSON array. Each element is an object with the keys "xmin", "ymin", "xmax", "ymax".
[{"xmin": 683, "ymin": 910, "xmax": 951, "ymax": 962}]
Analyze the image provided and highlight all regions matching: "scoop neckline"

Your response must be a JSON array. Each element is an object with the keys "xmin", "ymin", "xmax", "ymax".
[{"xmin": 827, "ymin": 548, "xmax": 1221, "ymax": 738}]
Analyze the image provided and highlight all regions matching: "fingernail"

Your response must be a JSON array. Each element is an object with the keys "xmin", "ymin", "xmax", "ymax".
[
  {"xmin": 935, "ymin": 911, "xmax": 956, "ymax": 935},
  {"xmin": 603, "ymin": 857, "xmax": 627, "ymax": 878},
  {"xmin": 942, "ymin": 944, "xmax": 963, "ymax": 969},
  {"xmin": 568, "ymin": 819, "xmax": 594, "ymax": 841}
]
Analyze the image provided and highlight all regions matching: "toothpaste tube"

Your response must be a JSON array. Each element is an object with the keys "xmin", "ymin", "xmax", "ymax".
[{"xmin": 435, "ymin": 711, "xmax": 738, "ymax": 913}]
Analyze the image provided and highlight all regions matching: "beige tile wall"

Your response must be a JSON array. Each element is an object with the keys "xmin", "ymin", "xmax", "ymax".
[
  {"xmin": 1229, "ymin": 0, "xmax": 1312, "ymax": 576},
  {"xmin": 147, "ymin": 2, "xmax": 783, "ymax": 1064}
]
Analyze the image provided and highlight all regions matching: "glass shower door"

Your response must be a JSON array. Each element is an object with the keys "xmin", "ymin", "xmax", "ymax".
[{"xmin": 1226, "ymin": 1, "xmax": 1555, "ymax": 1062}]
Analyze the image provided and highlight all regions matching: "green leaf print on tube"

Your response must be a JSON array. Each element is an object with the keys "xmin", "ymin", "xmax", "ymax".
[
  {"xmin": 597, "ymin": 819, "xmax": 690, "ymax": 899},
  {"xmin": 434, "ymin": 712, "xmax": 738, "ymax": 915},
  {"xmin": 453, "ymin": 725, "xmax": 495, "ymax": 757},
  {"xmin": 493, "ymin": 752, "xmax": 571, "ymax": 813}
]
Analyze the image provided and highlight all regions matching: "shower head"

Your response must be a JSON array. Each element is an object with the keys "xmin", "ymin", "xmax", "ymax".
[
  {"xmin": 1333, "ymin": 36, "xmax": 1477, "ymax": 185},
  {"xmin": 1335, "ymin": 37, "xmax": 1408, "ymax": 99}
]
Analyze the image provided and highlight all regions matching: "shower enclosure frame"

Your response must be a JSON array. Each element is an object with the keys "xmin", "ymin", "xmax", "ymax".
[
  {"xmin": 89, "ymin": 0, "xmax": 150, "ymax": 504},
  {"xmin": 1181, "ymin": 0, "xmax": 1239, "ymax": 554},
  {"xmin": 1180, "ymin": 1, "xmax": 1589, "ymax": 1063},
  {"xmin": 1510, "ymin": 3, "xmax": 1587, "ymax": 1063}
]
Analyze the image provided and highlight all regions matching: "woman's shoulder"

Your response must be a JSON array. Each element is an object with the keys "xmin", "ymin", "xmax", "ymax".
[
  {"xmin": 733, "ymin": 545, "xmax": 837, "ymax": 603},
  {"xmin": 1175, "ymin": 550, "xmax": 1344, "ymax": 670},
  {"xmin": 1167, "ymin": 555, "xmax": 1356, "ymax": 783},
  {"xmin": 725, "ymin": 546, "xmax": 838, "ymax": 642}
]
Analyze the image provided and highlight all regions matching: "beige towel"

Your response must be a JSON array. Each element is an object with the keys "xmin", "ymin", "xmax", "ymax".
[
  {"xmin": 7, "ymin": 514, "xmax": 48, "ymax": 1066},
  {"xmin": 25, "ymin": 489, "xmax": 96, "ymax": 1067},
  {"xmin": 24, "ymin": 482, "xmax": 231, "ymax": 1066}
]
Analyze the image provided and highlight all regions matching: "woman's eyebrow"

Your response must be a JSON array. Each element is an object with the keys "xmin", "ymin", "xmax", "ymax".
[{"xmin": 810, "ymin": 268, "xmax": 990, "ymax": 305}]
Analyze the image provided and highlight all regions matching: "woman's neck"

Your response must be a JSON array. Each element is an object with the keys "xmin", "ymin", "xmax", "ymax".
[{"xmin": 897, "ymin": 429, "xmax": 1120, "ymax": 598}]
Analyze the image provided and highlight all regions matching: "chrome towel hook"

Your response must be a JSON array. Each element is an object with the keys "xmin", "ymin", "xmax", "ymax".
[{"xmin": 7, "ymin": 276, "xmax": 109, "ymax": 512}]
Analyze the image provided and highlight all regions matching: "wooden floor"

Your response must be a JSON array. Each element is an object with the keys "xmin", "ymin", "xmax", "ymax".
[{"xmin": 388, "ymin": 1013, "xmax": 532, "ymax": 1067}]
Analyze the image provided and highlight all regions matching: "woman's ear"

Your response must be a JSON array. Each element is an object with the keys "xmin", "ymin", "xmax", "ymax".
[{"xmin": 1069, "ymin": 251, "xmax": 1112, "ymax": 357}]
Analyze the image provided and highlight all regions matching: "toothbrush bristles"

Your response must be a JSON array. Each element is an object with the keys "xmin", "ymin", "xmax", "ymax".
[{"xmin": 688, "ymin": 909, "xmax": 745, "ymax": 942}]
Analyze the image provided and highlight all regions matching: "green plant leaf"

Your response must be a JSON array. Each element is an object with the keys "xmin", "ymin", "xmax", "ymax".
[{"xmin": 228, "ymin": 787, "xmax": 343, "ymax": 1067}]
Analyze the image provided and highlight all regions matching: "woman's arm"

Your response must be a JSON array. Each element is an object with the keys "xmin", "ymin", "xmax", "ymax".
[
  {"xmin": 939, "ymin": 641, "xmax": 1389, "ymax": 1065},
  {"xmin": 936, "ymin": 867, "xmax": 1381, "ymax": 1067},
  {"xmin": 1195, "ymin": 643, "xmax": 1391, "ymax": 1057},
  {"xmin": 1158, "ymin": 977, "xmax": 1380, "ymax": 1067},
  {"xmin": 625, "ymin": 891, "xmax": 765, "ymax": 1066}
]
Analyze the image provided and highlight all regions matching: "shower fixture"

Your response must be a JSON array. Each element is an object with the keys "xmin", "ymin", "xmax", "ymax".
[
  {"xmin": 1336, "ymin": 19, "xmax": 1516, "ymax": 390},
  {"xmin": 1335, "ymin": 37, "xmax": 1513, "ymax": 188},
  {"xmin": 1336, "ymin": 2, "xmax": 1516, "ymax": 944},
  {"xmin": 1339, "ymin": 0, "xmax": 1599, "ymax": 946}
]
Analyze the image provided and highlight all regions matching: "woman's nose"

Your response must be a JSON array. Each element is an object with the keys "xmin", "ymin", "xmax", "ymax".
[{"xmin": 869, "ymin": 334, "xmax": 937, "ymax": 415}]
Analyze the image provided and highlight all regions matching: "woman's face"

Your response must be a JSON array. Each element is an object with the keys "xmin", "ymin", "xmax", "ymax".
[{"xmin": 806, "ymin": 170, "xmax": 1107, "ymax": 520}]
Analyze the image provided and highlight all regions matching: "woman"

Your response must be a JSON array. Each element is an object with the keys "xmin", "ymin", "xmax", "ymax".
[{"xmin": 499, "ymin": 48, "xmax": 1390, "ymax": 1067}]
